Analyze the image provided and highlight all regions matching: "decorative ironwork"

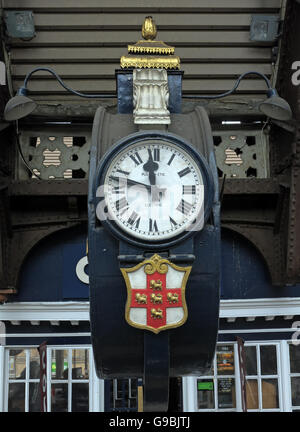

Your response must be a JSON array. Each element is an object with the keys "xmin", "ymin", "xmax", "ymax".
[
  {"xmin": 18, "ymin": 132, "xmax": 91, "ymax": 180},
  {"xmin": 214, "ymin": 130, "xmax": 269, "ymax": 178}
]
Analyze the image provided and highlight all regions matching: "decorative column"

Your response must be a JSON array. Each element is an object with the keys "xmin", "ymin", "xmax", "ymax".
[{"xmin": 119, "ymin": 16, "xmax": 180, "ymax": 125}]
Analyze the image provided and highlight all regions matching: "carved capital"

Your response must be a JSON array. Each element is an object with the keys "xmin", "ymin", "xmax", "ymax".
[{"xmin": 133, "ymin": 69, "xmax": 170, "ymax": 125}]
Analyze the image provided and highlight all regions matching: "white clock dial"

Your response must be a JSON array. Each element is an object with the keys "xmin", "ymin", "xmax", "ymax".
[{"xmin": 103, "ymin": 140, "xmax": 205, "ymax": 241}]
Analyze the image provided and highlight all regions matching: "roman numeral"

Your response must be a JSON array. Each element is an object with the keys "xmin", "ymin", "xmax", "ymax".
[
  {"xmin": 167, "ymin": 153, "xmax": 175, "ymax": 166},
  {"xmin": 178, "ymin": 167, "xmax": 191, "ymax": 178},
  {"xmin": 115, "ymin": 197, "xmax": 129, "ymax": 213},
  {"xmin": 127, "ymin": 211, "xmax": 140, "ymax": 229},
  {"xmin": 149, "ymin": 218, "xmax": 158, "ymax": 232},
  {"xmin": 130, "ymin": 152, "xmax": 143, "ymax": 166},
  {"xmin": 182, "ymin": 185, "xmax": 196, "ymax": 195},
  {"xmin": 153, "ymin": 148, "xmax": 160, "ymax": 162},
  {"xmin": 177, "ymin": 199, "xmax": 192, "ymax": 215},
  {"xmin": 116, "ymin": 169, "xmax": 130, "ymax": 176},
  {"xmin": 169, "ymin": 216, "xmax": 178, "ymax": 228}
]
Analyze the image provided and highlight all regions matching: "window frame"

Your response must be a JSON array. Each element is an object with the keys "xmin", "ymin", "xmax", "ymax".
[
  {"xmin": 244, "ymin": 341, "xmax": 282, "ymax": 412},
  {"xmin": 3, "ymin": 344, "xmax": 103, "ymax": 412},
  {"xmin": 4, "ymin": 346, "xmax": 41, "ymax": 412},
  {"xmin": 287, "ymin": 341, "xmax": 300, "ymax": 411},
  {"xmin": 183, "ymin": 340, "xmax": 287, "ymax": 412},
  {"xmin": 195, "ymin": 342, "xmax": 240, "ymax": 412}
]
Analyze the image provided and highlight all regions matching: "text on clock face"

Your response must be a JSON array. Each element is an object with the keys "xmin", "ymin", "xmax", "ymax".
[{"xmin": 99, "ymin": 141, "xmax": 205, "ymax": 241}]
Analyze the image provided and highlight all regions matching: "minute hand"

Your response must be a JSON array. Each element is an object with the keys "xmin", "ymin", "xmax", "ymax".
[{"xmin": 109, "ymin": 176, "xmax": 152, "ymax": 192}]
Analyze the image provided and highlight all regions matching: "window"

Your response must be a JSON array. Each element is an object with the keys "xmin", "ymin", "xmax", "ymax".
[
  {"xmin": 197, "ymin": 344, "xmax": 236, "ymax": 411},
  {"xmin": 244, "ymin": 343, "xmax": 281, "ymax": 411},
  {"xmin": 108, "ymin": 379, "xmax": 138, "ymax": 411},
  {"xmin": 4, "ymin": 346, "xmax": 96, "ymax": 412},
  {"xmin": 49, "ymin": 347, "xmax": 91, "ymax": 412},
  {"xmin": 6, "ymin": 348, "xmax": 41, "ymax": 412},
  {"xmin": 288, "ymin": 343, "xmax": 300, "ymax": 412},
  {"xmin": 193, "ymin": 341, "xmax": 283, "ymax": 412}
]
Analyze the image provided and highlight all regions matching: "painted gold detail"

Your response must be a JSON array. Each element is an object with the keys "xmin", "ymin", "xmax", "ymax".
[
  {"xmin": 150, "ymin": 293, "xmax": 163, "ymax": 304},
  {"xmin": 135, "ymin": 293, "xmax": 147, "ymax": 304},
  {"xmin": 128, "ymin": 41, "xmax": 175, "ymax": 55},
  {"xmin": 120, "ymin": 16, "xmax": 180, "ymax": 70},
  {"xmin": 151, "ymin": 308, "xmax": 163, "ymax": 319},
  {"xmin": 144, "ymin": 253, "xmax": 169, "ymax": 275},
  {"xmin": 120, "ymin": 55, "xmax": 180, "ymax": 70},
  {"xmin": 142, "ymin": 16, "xmax": 157, "ymax": 40},
  {"xmin": 150, "ymin": 280, "xmax": 163, "ymax": 291},
  {"xmin": 167, "ymin": 292, "xmax": 179, "ymax": 303}
]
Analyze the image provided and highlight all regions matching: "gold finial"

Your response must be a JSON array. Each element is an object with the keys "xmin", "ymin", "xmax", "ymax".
[
  {"xmin": 121, "ymin": 17, "xmax": 180, "ymax": 69},
  {"xmin": 142, "ymin": 16, "xmax": 157, "ymax": 40}
]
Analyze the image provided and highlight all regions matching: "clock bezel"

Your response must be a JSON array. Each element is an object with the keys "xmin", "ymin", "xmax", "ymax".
[{"xmin": 94, "ymin": 131, "xmax": 215, "ymax": 249}]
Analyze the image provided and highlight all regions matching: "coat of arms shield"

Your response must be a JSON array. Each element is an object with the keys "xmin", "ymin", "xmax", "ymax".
[{"xmin": 120, "ymin": 254, "xmax": 192, "ymax": 334}]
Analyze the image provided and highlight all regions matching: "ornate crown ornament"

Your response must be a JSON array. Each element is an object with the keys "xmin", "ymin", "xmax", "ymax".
[{"xmin": 120, "ymin": 16, "xmax": 180, "ymax": 69}]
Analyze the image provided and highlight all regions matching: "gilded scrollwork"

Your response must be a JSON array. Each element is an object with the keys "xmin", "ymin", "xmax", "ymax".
[{"xmin": 144, "ymin": 254, "xmax": 169, "ymax": 275}]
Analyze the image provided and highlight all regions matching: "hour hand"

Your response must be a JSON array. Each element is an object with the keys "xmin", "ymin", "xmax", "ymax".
[{"xmin": 143, "ymin": 149, "xmax": 159, "ymax": 186}]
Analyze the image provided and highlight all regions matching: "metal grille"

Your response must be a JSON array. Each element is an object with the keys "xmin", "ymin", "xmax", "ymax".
[
  {"xmin": 213, "ymin": 129, "xmax": 269, "ymax": 178},
  {"xmin": 18, "ymin": 128, "xmax": 269, "ymax": 180},
  {"xmin": 18, "ymin": 131, "xmax": 91, "ymax": 180}
]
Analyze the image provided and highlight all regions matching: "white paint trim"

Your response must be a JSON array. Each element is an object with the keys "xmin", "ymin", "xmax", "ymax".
[
  {"xmin": 219, "ymin": 328, "xmax": 297, "ymax": 334},
  {"xmin": 182, "ymin": 376, "xmax": 198, "ymax": 412},
  {"xmin": 0, "ymin": 302, "xmax": 90, "ymax": 321},
  {"xmin": 280, "ymin": 340, "xmax": 292, "ymax": 412},
  {"xmin": 233, "ymin": 343, "xmax": 242, "ymax": 412},
  {"xmin": 0, "ymin": 297, "xmax": 299, "ymax": 324},
  {"xmin": 0, "ymin": 346, "xmax": 4, "ymax": 412},
  {"xmin": 220, "ymin": 297, "xmax": 300, "ymax": 319},
  {"xmin": 1, "ymin": 333, "xmax": 91, "ymax": 338}
]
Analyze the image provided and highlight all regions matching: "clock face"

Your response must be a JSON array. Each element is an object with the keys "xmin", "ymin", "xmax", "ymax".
[{"xmin": 102, "ymin": 139, "xmax": 205, "ymax": 242}]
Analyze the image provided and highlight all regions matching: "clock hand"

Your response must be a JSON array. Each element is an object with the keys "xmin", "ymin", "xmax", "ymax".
[
  {"xmin": 143, "ymin": 149, "xmax": 159, "ymax": 186},
  {"xmin": 109, "ymin": 175, "xmax": 152, "ymax": 192}
]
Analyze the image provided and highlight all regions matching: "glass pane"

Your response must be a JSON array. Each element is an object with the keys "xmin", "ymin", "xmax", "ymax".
[
  {"xmin": 51, "ymin": 350, "xmax": 69, "ymax": 379},
  {"xmin": 8, "ymin": 383, "xmax": 25, "ymax": 412},
  {"xmin": 51, "ymin": 383, "xmax": 68, "ymax": 412},
  {"xmin": 72, "ymin": 349, "xmax": 89, "ymax": 379},
  {"xmin": 289, "ymin": 345, "xmax": 300, "ymax": 373},
  {"xmin": 197, "ymin": 379, "xmax": 215, "ymax": 409},
  {"xmin": 217, "ymin": 345, "xmax": 234, "ymax": 375},
  {"xmin": 30, "ymin": 349, "xmax": 40, "ymax": 379},
  {"xmin": 113, "ymin": 379, "xmax": 130, "ymax": 409},
  {"xmin": 245, "ymin": 346, "xmax": 257, "ymax": 376},
  {"xmin": 246, "ymin": 379, "xmax": 259, "ymax": 410},
  {"xmin": 262, "ymin": 379, "xmax": 279, "ymax": 409},
  {"xmin": 9, "ymin": 349, "xmax": 26, "ymax": 379},
  {"xmin": 29, "ymin": 382, "xmax": 41, "ymax": 412},
  {"xmin": 218, "ymin": 378, "xmax": 236, "ymax": 409},
  {"xmin": 72, "ymin": 383, "xmax": 89, "ymax": 412},
  {"xmin": 129, "ymin": 378, "xmax": 137, "ymax": 399},
  {"xmin": 291, "ymin": 377, "xmax": 300, "ymax": 406},
  {"xmin": 260, "ymin": 345, "xmax": 277, "ymax": 375}
]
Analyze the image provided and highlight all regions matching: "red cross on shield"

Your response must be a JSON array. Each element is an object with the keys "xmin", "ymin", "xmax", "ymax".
[{"xmin": 121, "ymin": 254, "xmax": 192, "ymax": 334}]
